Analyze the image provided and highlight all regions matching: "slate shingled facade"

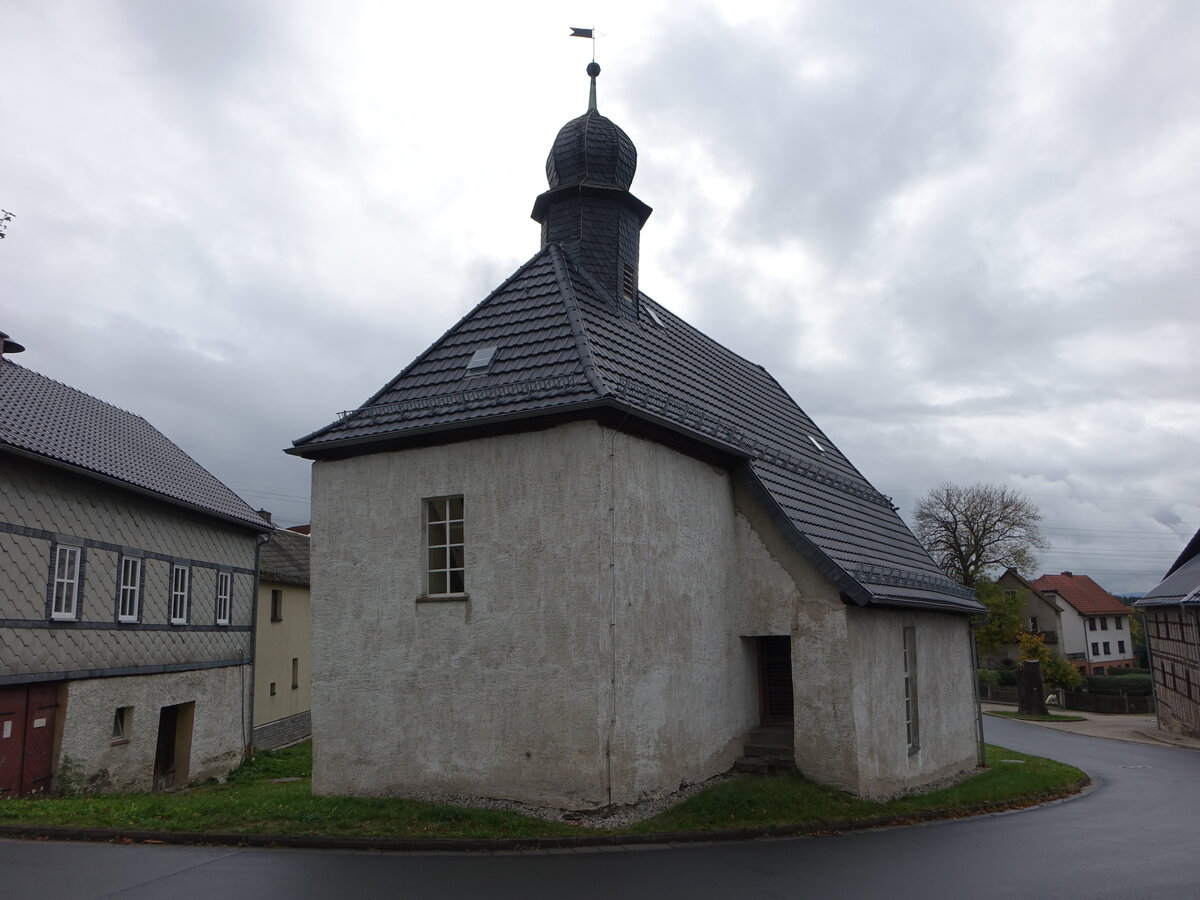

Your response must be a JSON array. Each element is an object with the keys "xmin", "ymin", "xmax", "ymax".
[
  {"xmin": 1, "ymin": 354, "xmax": 268, "ymax": 795},
  {"xmin": 291, "ymin": 67, "xmax": 982, "ymax": 807}
]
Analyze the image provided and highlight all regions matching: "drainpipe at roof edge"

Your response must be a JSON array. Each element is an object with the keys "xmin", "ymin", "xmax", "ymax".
[
  {"xmin": 969, "ymin": 620, "xmax": 986, "ymax": 768},
  {"xmin": 246, "ymin": 529, "xmax": 272, "ymax": 760}
]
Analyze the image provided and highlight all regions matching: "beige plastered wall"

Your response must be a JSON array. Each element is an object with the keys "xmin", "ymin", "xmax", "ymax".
[
  {"xmin": 56, "ymin": 664, "xmax": 249, "ymax": 792},
  {"xmin": 254, "ymin": 579, "xmax": 311, "ymax": 728}
]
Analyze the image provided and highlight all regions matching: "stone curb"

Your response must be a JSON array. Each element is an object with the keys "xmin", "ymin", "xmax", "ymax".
[{"xmin": 0, "ymin": 781, "xmax": 1090, "ymax": 854}]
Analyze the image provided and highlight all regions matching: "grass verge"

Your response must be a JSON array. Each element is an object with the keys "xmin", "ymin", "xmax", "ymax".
[
  {"xmin": 0, "ymin": 742, "xmax": 1086, "ymax": 842},
  {"xmin": 985, "ymin": 711, "xmax": 1088, "ymax": 723}
]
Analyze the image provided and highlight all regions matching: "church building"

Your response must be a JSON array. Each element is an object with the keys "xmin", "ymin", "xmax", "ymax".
[{"xmin": 289, "ymin": 65, "xmax": 983, "ymax": 808}]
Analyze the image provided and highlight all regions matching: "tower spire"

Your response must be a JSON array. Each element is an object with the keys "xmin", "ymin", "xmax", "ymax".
[{"xmin": 587, "ymin": 61, "xmax": 600, "ymax": 112}]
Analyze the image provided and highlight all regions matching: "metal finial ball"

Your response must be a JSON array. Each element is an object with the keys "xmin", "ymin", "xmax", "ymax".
[{"xmin": 587, "ymin": 62, "xmax": 601, "ymax": 77}]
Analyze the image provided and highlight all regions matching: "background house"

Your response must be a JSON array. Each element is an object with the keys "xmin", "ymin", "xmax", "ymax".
[
  {"xmin": 289, "ymin": 68, "xmax": 984, "ymax": 809},
  {"xmin": 0, "ymin": 341, "xmax": 268, "ymax": 795},
  {"xmin": 1136, "ymin": 529, "xmax": 1200, "ymax": 738},
  {"xmin": 253, "ymin": 521, "xmax": 311, "ymax": 749},
  {"xmin": 1034, "ymin": 572, "xmax": 1135, "ymax": 675},
  {"xmin": 981, "ymin": 569, "xmax": 1065, "ymax": 667}
]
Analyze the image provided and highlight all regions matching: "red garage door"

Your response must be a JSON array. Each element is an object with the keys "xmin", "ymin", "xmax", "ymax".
[{"xmin": 0, "ymin": 683, "xmax": 60, "ymax": 796}]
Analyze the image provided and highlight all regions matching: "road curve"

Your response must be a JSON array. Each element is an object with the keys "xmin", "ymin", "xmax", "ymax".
[{"xmin": 3, "ymin": 717, "xmax": 1198, "ymax": 900}]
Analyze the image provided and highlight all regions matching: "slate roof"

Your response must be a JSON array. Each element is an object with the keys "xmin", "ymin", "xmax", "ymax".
[
  {"xmin": 260, "ymin": 526, "xmax": 310, "ymax": 586},
  {"xmin": 0, "ymin": 358, "xmax": 268, "ymax": 530},
  {"xmin": 1032, "ymin": 572, "xmax": 1128, "ymax": 616},
  {"xmin": 1136, "ymin": 528, "xmax": 1200, "ymax": 608},
  {"xmin": 290, "ymin": 244, "xmax": 979, "ymax": 614}
]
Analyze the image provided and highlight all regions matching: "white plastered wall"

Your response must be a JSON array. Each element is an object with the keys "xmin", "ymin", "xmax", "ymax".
[
  {"xmin": 310, "ymin": 419, "xmax": 977, "ymax": 807},
  {"xmin": 846, "ymin": 607, "xmax": 978, "ymax": 797},
  {"xmin": 56, "ymin": 665, "xmax": 249, "ymax": 792}
]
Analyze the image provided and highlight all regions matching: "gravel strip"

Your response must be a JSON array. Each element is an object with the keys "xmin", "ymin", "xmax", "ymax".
[{"xmin": 402, "ymin": 772, "xmax": 738, "ymax": 830}]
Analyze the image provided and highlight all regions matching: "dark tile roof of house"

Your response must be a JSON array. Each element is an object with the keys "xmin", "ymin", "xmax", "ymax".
[
  {"xmin": 1032, "ymin": 572, "xmax": 1128, "ymax": 616},
  {"xmin": 1137, "ymin": 528, "xmax": 1200, "ymax": 607},
  {"xmin": 0, "ymin": 358, "xmax": 268, "ymax": 530},
  {"xmin": 290, "ymin": 244, "xmax": 979, "ymax": 614},
  {"xmin": 260, "ymin": 526, "xmax": 310, "ymax": 585},
  {"xmin": 997, "ymin": 568, "xmax": 1062, "ymax": 612}
]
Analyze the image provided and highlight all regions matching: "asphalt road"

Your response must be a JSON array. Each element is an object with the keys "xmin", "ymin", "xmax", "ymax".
[{"xmin": 3, "ymin": 718, "xmax": 1197, "ymax": 900}]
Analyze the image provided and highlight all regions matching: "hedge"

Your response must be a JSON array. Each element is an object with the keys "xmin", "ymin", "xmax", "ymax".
[{"xmin": 1083, "ymin": 674, "xmax": 1153, "ymax": 695}]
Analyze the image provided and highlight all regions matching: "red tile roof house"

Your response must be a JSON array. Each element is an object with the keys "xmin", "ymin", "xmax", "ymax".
[
  {"xmin": 1033, "ymin": 572, "xmax": 1135, "ymax": 675},
  {"xmin": 1135, "ymin": 529, "xmax": 1200, "ymax": 738}
]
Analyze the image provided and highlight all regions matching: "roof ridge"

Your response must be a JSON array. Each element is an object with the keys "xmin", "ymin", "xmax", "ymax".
[
  {"xmin": 292, "ymin": 246, "xmax": 558, "ymax": 447},
  {"xmin": 546, "ymin": 243, "xmax": 611, "ymax": 399}
]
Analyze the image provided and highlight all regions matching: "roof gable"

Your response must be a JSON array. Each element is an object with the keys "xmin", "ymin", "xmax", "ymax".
[
  {"xmin": 290, "ymin": 244, "xmax": 978, "ymax": 613},
  {"xmin": 0, "ymin": 359, "xmax": 267, "ymax": 530},
  {"xmin": 1032, "ymin": 573, "xmax": 1127, "ymax": 616}
]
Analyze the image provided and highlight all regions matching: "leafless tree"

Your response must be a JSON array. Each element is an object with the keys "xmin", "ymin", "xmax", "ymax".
[
  {"xmin": 913, "ymin": 482, "xmax": 1048, "ymax": 587},
  {"xmin": 0, "ymin": 209, "xmax": 13, "ymax": 239}
]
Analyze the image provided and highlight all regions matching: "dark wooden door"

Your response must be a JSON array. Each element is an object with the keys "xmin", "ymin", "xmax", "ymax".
[
  {"xmin": 0, "ymin": 685, "xmax": 28, "ymax": 797},
  {"xmin": 758, "ymin": 636, "xmax": 794, "ymax": 724},
  {"xmin": 21, "ymin": 684, "xmax": 58, "ymax": 794},
  {"xmin": 153, "ymin": 705, "xmax": 178, "ymax": 791},
  {"xmin": 0, "ymin": 683, "xmax": 60, "ymax": 796}
]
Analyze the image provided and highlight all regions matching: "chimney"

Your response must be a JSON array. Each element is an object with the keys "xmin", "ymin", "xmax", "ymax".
[
  {"xmin": 0, "ymin": 331, "xmax": 25, "ymax": 360},
  {"xmin": 257, "ymin": 509, "xmax": 272, "ymax": 524},
  {"xmin": 1061, "ymin": 571, "xmax": 1073, "ymax": 577}
]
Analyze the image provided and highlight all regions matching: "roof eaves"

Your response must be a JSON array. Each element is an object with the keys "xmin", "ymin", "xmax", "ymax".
[
  {"xmin": 1, "ymin": 443, "xmax": 270, "ymax": 533},
  {"xmin": 284, "ymin": 398, "xmax": 615, "ymax": 459}
]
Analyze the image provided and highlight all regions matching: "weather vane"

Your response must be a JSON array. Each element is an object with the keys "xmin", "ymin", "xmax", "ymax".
[{"xmin": 570, "ymin": 25, "xmax": 596, "ymax": 62}]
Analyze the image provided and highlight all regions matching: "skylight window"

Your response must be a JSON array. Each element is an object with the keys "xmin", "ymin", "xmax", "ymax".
[
  {"xmin": 809, "ymin": 436, "xmax": 825, "ymax": 452},
  {"xmin": 643, "ymin": 305, "xmax": 665, "ymax": 327},
  {"xmin": 464, "ymin": 346, "xmax": 497, "ymax": 377}
]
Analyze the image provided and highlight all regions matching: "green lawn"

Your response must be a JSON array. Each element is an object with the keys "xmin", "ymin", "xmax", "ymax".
[
  {"xmin": 0, "ymin": 742, "xmax": 1086, "ymax": 842},
  {"xmin": 986, "ymin": 710, "xmax": 1088, "ymax": 723}
]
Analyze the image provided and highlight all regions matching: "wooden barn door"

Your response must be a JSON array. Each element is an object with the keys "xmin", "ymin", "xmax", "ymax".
[{"xmin": 0, "ymin": 683, "xmax": 61, "ymax": 797}]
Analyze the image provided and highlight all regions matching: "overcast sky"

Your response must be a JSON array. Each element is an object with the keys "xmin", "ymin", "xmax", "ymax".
[{"xmin": 4, "ymin": 1, "xmax": 1197, "ymax": 594}]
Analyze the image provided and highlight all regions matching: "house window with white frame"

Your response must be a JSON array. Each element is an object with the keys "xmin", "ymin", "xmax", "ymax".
[
  {"xmin": 118, "ymin": 557, "xmax": 141, "ymax": 622},
  {"xmin": 215, "ymin": 571, "xmax": 232, "ymax": 625},
  {"xmin": 425, "ymin": 496, "xmax": 465, "ymax": 596},
  {"xmin": 169, "ymin": 565, "xmax": 190, "ymax": 624},
  {"xmin": 903, "ymin": 626, "xmax": 919, "ymax": 753},
  {"xmin": 51, "ymin": 545, "xmax": 81, "ymax": 620}
]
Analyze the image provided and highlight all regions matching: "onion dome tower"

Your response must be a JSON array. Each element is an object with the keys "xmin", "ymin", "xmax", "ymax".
[{"xmin": 531, "ymin": 62, "xmax": 652, "ymax": 317}]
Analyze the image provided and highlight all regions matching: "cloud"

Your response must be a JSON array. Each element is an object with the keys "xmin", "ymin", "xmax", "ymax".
[{"xmin": 3, "ymin": 0, "xmax": 1197, "ymax": 591}]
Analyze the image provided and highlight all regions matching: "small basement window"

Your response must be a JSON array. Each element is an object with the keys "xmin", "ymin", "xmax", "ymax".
[
  {"xmin": 464, "ymin": 346, "xmax": 497, "ymax": 377},
  {"xmin": 112, "ymin": 706, "xmax": 133, "ymax": 742}
]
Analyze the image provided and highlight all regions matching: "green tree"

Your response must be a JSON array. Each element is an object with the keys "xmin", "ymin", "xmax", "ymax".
[
  {"xmin": 972, "ymin": 579, "xmax": 1025, "ymax": 656},
  {"xmin": 913, "ymin": 482, "xmax": 1049, "ymax": 587},
  {"xmin": 1042, "ymin": 654, "xmax": 1084, "ymax": 691}
]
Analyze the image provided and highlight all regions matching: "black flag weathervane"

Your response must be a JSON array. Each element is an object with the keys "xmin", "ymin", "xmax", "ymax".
[{"xmin": 570, "ymin": 26, "xmax": 596, "ymax": 61}]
